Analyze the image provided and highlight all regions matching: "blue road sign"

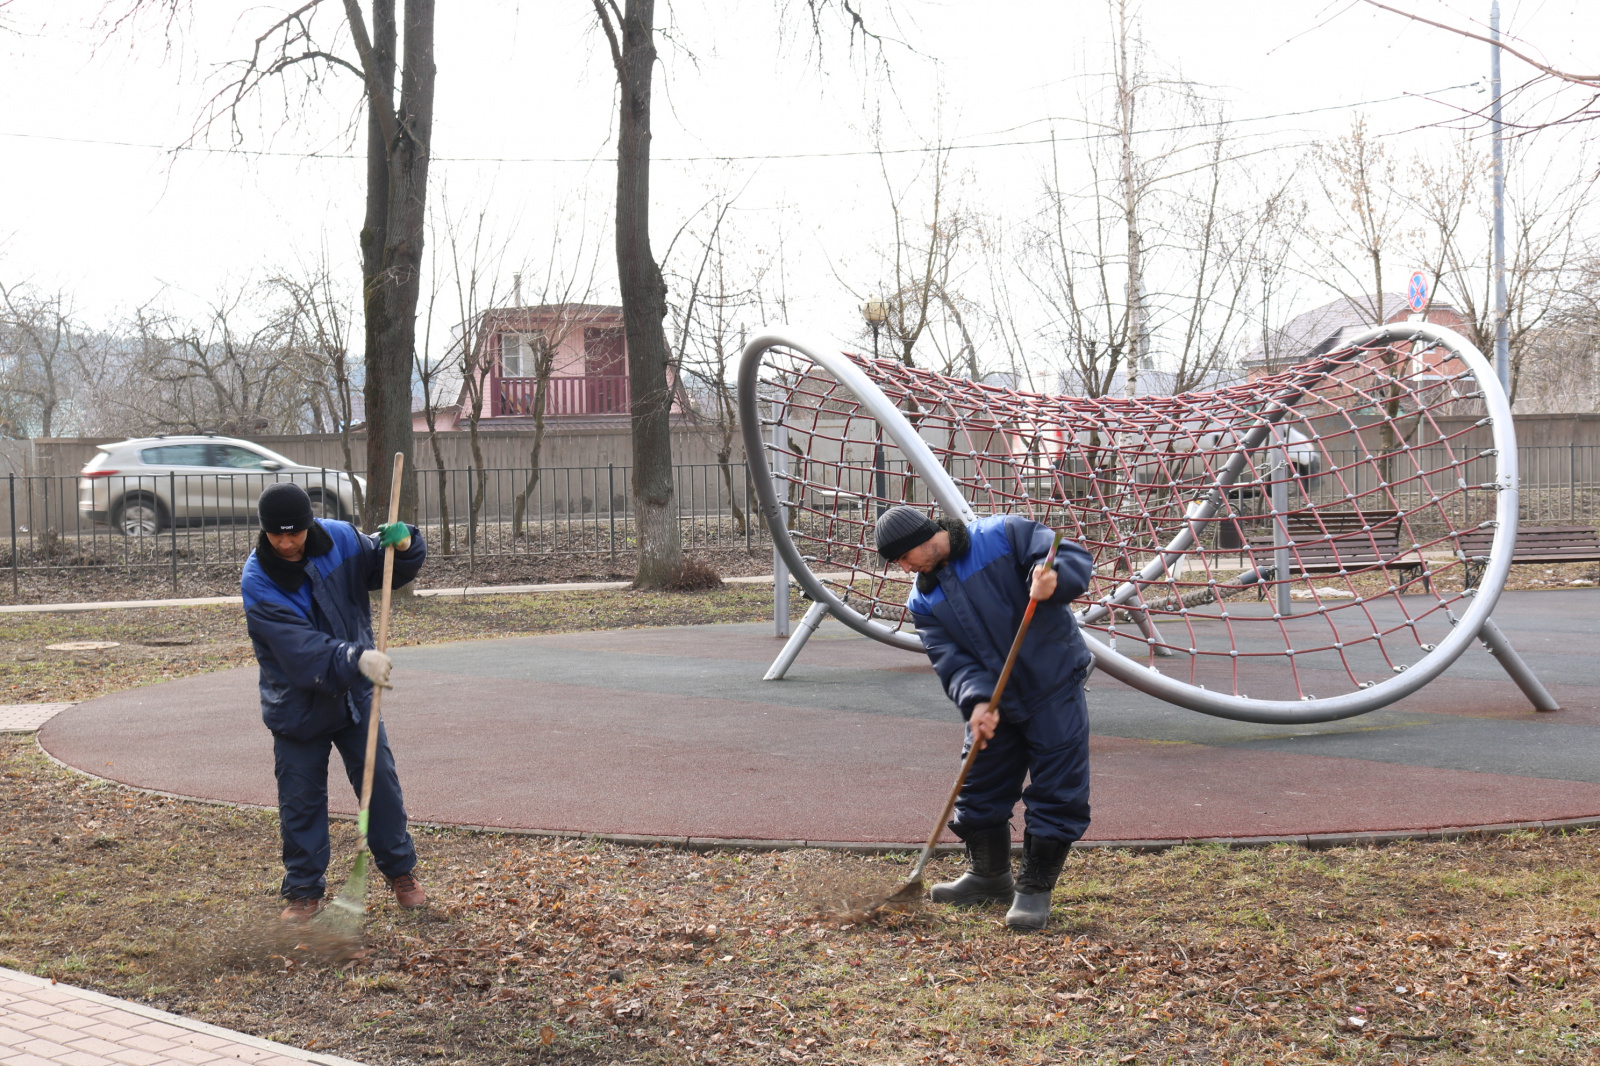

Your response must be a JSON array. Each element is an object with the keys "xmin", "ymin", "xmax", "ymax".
[{"xmin": 1407, "ymin": 271, "xmax": 1429, "ymax": 312}]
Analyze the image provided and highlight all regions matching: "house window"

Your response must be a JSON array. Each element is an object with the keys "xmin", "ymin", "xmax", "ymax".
[{"xmin": 502, "ymin": 333, "xmax": 529, "ymax": 377}]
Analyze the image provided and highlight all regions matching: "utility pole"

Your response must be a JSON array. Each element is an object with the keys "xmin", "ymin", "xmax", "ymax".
[{"xmin": 1490, "ymin": 1, "xmax": 1510, "ymax": 398}]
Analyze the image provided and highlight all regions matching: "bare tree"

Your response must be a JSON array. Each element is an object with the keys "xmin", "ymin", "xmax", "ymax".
[
  {"xmin": 0, "ymin": 283, "xmax": 88, "ymax": 438},
  {"xmin": 1359, "ymin": 1, "xmax": 1599, "ymax": 131},
  {"xmin": 115, "ymin": 291, "xmax": 302, "ymax": 435},
  {"xmin": 1112, "ymin": 0, "xmax": 1146, "ymax": 398},
  {"xmin": 588, "ymin": 0, "xmax": 888, "ymax": 588},
  {"xmin": 589, "ymin": 0, "xmax": 683, "ymax": 588},
  {"xmin": 270, "ymin": 264, "xmax": 366, "ymax": 520},
  {"xmin": 667, "ymin": 195, "xmax": 775, "ymax": 535},
  {"xmin": 1310, "ymin": 118, "xmax": 1414, "ymax": 330},
  {"xmin": 415, "ymin": 237, "xmax": 456, "ymax": 553},
  {"xmin": 435, "ymin": 201, "xmax": 515, "ymax": 551},
  {"xmin": 114, "ymin": 0, "xmax": 437, "ymax": 524},
  {"xmin": 862, "ymin": 139, "xmax": 975, "ymax": 372},
  {"xmin": 507, "ymin": 230, "xmax": 602, "ymax": 541},
  {"xmin": 1415, "ymin": 135, "xmax": 1595, "ymax": 404}
]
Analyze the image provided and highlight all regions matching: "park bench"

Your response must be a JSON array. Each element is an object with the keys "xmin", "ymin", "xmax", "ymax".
[
  {"xmin": 1245, "ymin": 508, "xmax": 1427, "ymax": 588},
  {"xmin": 1455, "ymin": 524, "xmax": 1600, "ymax": 588}
]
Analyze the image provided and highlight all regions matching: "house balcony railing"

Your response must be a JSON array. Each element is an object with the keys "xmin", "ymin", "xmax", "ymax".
[{"xmin": 495, "ymin": 374, "xmax": 631, "ymax": 417}]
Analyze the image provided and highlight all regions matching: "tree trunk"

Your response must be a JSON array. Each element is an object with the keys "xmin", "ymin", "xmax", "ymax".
[
  {"xmin": 612, "ymin": 0, "xmax": 682, "ymax": 588},
  {"xmin": 512, "ymin": 337, "xmax": 558, "ymax": 539},
  {"xmin": 1116, "ymin": 0, "xmax": 1143, "ymax": 400},
  {"xmin": 359, "ymin": 0, "xmax": 434, "ymax": 529}
]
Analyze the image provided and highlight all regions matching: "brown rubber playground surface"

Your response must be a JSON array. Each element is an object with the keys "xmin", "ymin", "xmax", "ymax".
[{"xmin": 39, "ymin": 589, "xmax": 1600, "ymax": 847}]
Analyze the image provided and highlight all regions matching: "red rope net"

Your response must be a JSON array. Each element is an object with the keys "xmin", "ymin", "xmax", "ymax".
[{"xmin": 760, "ymin": 332, "xmax": 1504, "ymax": 702}]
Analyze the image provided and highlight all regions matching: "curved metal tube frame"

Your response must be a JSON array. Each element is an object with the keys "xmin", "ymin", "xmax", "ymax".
[{"xmin": 738, "ymin": 324, "xmax": 1519, "ymax": 725}]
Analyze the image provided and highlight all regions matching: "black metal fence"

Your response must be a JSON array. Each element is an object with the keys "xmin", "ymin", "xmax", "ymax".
[
  {"xmin": 2, "ymin": 463, "xmax": 767, "ymax": 592},
  {"xmin": 4, "ymin": 444, "xmax": 1600, "ymax": 592}
]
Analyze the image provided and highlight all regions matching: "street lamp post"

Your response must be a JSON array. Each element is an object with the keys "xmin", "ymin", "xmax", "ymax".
[
  {"xmin": 861, "ymin": 296, "xmax": 888, "ymax": 360},
  {"xmin": 861, "ymin": 296, "xmax": 890, "ymax": 516}
]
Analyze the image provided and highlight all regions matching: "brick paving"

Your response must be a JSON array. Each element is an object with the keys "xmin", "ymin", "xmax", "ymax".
[
  {"xmin": 0, "ymin": 706, "xmax": 73, "ymax": 734},
  {"xmin": 0, "ymin": 968, "xmax": 363, "ymax": 1066}
]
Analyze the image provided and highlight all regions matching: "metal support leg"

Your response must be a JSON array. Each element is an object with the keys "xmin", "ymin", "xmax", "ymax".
[
  {"xmin": 765, "ymin": 599, "xmax": 829, "ymax": 681},
  {"xmin": 1124, "ymin": 599, "xmax": 1174, "ymax": 658},
  {"xmin": 772, "ymin": 415, "xmax": 790, "ymax": 637},
  {"xmin": 774, "ymin": 548, "xmax": 790, "ymax": 637},
  {"xmin": 1478, "ymin": 616, "xmax": 1559, "ymax": 712}
]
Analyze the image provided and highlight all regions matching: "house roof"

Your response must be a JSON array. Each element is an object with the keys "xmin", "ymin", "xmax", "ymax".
[{"xmin": 1244, "ymin": 293, "xmax": 1459, "ymax": 368}]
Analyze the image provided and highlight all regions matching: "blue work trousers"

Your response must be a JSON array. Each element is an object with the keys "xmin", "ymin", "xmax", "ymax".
[
  {"xmin": 950, "ymin": 680, "xmax": 1091, "ymax": 845},
  {"xmin": 272, "ymin": 718, "xmax": 416, "ymax": 900}
]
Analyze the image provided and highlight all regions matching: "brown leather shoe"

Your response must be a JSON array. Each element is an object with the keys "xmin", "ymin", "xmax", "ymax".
[
  {"xmin": 387, "ymin": 872, "xmax": 426, "ymax": 910},
  {"xmin": 280, "ymin": 897, "xmax": 321, "ymax": 922}
]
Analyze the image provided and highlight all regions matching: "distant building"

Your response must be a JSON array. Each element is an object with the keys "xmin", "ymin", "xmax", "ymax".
[
  {"xmin": 1243, "ymin": 293, "xmax": 1468, "ymax": 377},
  {"xmin": 412, "ymin": 304, "xmax": 682, "ymax": 432}
]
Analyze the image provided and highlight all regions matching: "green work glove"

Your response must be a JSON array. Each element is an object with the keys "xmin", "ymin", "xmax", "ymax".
[{"xmin": 377, "ymin": 522, "xmax": 411, "ymax": 550}]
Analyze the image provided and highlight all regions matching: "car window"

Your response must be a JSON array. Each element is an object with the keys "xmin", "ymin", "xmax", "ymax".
[
  {"xmin": 139, "ymin": 444, "xmax": 209, "ymax": 466},
  {"xmin": 211, "ymin": 444, "xmax": 270, "ymax": 469}
]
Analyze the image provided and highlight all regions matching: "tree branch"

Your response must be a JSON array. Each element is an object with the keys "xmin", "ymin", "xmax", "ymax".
[
  {"xmin": 268, "ymin": 49, "xmax": 365, "ymax": 79},
  {"xmin": 591, "ymin": 0, "xmax": 624, "ymax": 76},
  {"xmin": 1359, "ymin": 1, "xmax": 1598, "ymax": 86},
  {"xmin": 341, "ymin": 0, "xmax": 400, "ymax": 145}
]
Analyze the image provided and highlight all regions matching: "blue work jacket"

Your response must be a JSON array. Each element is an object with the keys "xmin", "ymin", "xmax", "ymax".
[
  {"xmin": 241, "ymin": 518, "xmax": 425, "ymax": 740},
  {"xmin": 908, "ymin": 515, "xmax": 1095, "ymax": 720}
]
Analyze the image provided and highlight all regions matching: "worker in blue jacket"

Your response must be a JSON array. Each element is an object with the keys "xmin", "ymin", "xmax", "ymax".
[
  {"xmin": 241, "ymin": 482, "xmax": 428, "ymax": 920},
  {"xmin": 875, "ymin": 505, "xmax": 1096, "ymax": 930}
]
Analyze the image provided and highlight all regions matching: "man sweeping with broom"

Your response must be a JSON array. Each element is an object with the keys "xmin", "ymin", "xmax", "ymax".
[
  {"xmin": 242, "ymin": 482, "xmax": 428, "ymax": 921},
  {"xmin": 876, "ymin": 505, "xmax": 1095, "ymax": 930}
]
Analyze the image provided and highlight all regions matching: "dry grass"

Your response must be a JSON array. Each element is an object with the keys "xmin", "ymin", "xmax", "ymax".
[
  {"xmin": 4, "ymin": 583, "xmax": 1600, "ymax": 1063},
  {"xmin": 0, "ymin": 584, "xmax": 803, "ymax": 704},
  {"xmin": 2, "ymin": 735, "xmax": 1599, "ymax": 1064}
]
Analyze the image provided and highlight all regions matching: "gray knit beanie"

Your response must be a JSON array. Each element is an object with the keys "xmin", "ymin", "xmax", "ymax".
[{"xmin": 874, "ymin": 505, "xmax": 940, "ymax": 563}]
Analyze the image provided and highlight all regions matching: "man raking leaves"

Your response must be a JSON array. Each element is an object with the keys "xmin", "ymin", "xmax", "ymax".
[
  {"xmin": 241, "ymin": 471, "xmax": 427, "ymax": 922},
  {"xmin": 877, "ymin": 506, "xmax": 1095, "ymax": 930}
]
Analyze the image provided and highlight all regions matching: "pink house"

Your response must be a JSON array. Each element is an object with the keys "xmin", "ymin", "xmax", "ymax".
[
  {"xmin": 416, "ymin": 303, "xmax": 677, "ymax": 430},
  {"xmin": 487, "ymin": 304, "xmax": 630, "ymax": 421}
]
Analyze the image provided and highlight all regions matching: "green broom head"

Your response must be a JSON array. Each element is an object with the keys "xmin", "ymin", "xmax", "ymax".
[{"xmin": 314, "ymin": 811, "xmax": 372, "ymax": 940}]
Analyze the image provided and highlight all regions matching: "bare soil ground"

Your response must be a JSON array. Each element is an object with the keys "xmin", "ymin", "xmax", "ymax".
[{"xmin": 2, "ymin": 588, "xmax": 1599, "ymax": 1064}]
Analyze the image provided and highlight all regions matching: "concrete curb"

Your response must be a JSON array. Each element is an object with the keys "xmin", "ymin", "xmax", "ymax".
[
  {"xmin": 0, "ymin": 965, "xmax": 366, "ymax": 1066},
  {"xmin": 36, "ymin": 739, "xmax": 1599, "ymax": 855}
]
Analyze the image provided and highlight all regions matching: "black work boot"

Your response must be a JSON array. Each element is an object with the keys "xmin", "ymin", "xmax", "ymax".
[
  {"xmin": 1006, "ymin": 833, "xmax": 1072, "ymax": 931},
  {"xmin": 929, "ymin": 821, "xmax": 1014, "ymax": 905}
]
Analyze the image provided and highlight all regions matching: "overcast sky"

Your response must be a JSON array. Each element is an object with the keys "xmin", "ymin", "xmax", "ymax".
[{"xmin": 1, "ymin": 0, "xmax": 1595, "ymax": 351}]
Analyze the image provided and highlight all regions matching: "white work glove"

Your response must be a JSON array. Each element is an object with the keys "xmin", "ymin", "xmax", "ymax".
[{"xmin": 358, "ymin": 649, "xmax": 393, "ymax": 689}]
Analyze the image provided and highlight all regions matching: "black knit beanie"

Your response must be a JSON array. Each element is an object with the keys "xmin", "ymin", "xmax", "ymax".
[
  {"xmin": 258, "ymin": 483, "xmax": 314, "ymax": 533},
  {"xmin": 874, "ymin": 505, "xmax": 940, "ymax": 563}
]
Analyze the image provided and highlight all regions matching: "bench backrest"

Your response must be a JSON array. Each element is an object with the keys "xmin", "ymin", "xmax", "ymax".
[{"xmin": 1457, "ymin": 524, "xmax": 1600, "ymax": 557}]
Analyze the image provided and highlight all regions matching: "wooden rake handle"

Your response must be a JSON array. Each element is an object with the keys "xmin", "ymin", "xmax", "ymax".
[
  {"xmin": 906, "ymin": 531, "xmax": 1064, "ymax": 884},
  {"xmin": 357, "ymin": 452, "xmax": 405, "ymax": 845}
]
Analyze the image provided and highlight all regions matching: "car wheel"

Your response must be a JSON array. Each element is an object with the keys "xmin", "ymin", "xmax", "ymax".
[
  {"xmin": 307, "ymin": 490, "xmax": 345, "ymax": 522},
  {"xmin": 113, "ymin": 496, "xmax": 164, "ymax": 537}
]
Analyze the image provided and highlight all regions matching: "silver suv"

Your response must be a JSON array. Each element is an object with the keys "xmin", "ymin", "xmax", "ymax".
[{"xmin": 79, "ymin": 436, "xmax": 366, "ymax": 536}]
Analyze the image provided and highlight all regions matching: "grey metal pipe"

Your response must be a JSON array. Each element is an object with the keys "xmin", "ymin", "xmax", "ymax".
[{"xmin": 765, "ymin": 599, "xmax": 829, "ymax": 681}]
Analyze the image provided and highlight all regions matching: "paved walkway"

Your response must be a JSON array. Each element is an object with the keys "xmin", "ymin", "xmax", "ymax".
[
  {"xmin": 0, "ymin": 966, "xmax": 362, "ymax": 1066},
  {"xmin": 37, "ymin": 589, "xmax": 1600, "ymax": 848},
  {"xmin": 0, "ymin": 706, "xmax": 72, "ymax": 734}
]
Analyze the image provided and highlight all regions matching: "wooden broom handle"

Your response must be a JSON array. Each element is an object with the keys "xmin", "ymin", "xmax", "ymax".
[{"xmin": 357, "ymin": 452, "xmax": 405, "ymax": 843}]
